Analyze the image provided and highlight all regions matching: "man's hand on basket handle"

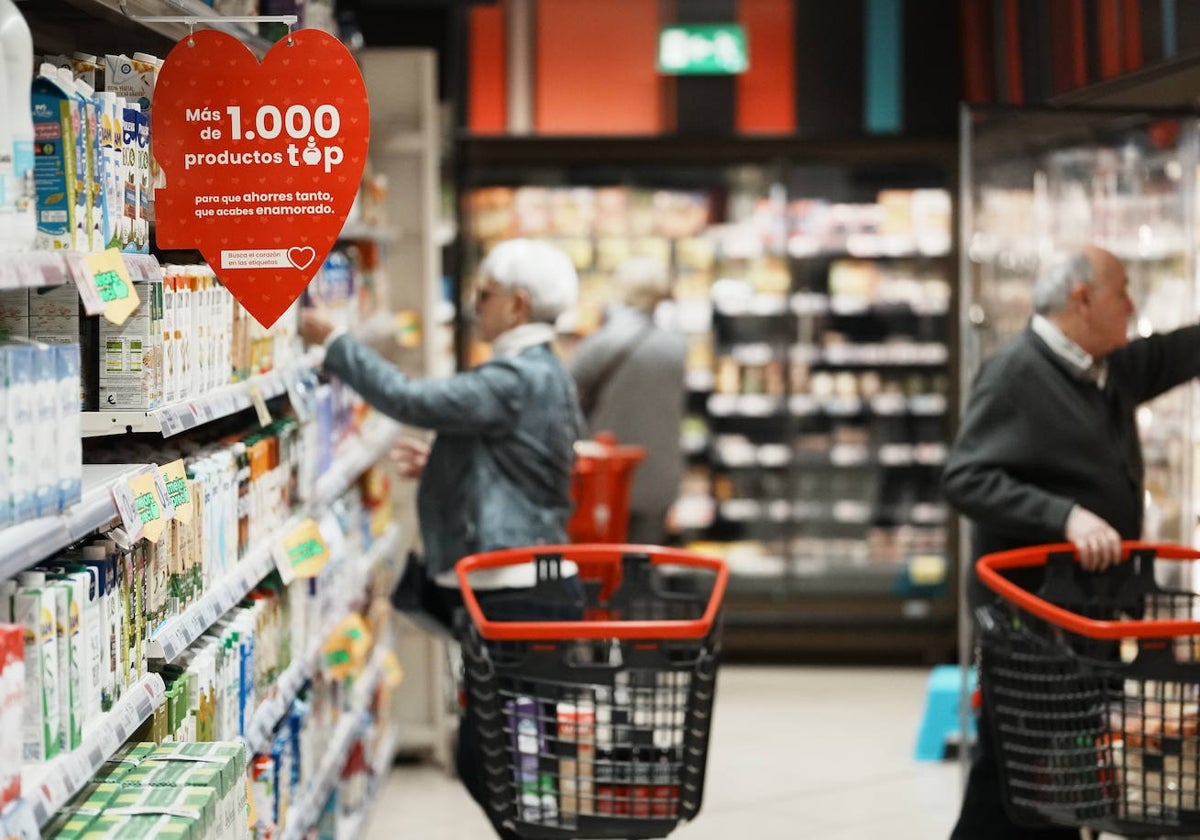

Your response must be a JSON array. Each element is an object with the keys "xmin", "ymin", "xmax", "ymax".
[{"xmin": 1065, "ymin": 505, "xmax": 1122, "ymax": 572}]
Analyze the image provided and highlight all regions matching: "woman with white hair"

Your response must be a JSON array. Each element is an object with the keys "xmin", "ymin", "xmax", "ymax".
[
  {"xmin": 301, "ymin": 237, "xmax": 583, "ymax": 579},
  {"xmin": 301, "ymin": 237, "xmax": 585, "ymax": 838}
]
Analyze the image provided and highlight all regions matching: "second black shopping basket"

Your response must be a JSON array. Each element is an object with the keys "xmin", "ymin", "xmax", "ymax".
[
  {"xmin": 976, "ymin": 540, "xmax": 1200, "ymax": 837},
  {"xmin": 455, "ymin": 544, "xmax": 728, "ymax": 840}
]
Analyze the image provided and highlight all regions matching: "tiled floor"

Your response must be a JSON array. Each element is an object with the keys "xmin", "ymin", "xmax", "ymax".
[{"xmin": 364, "ymin": 666, "xmax": 964, "ymax": 839}]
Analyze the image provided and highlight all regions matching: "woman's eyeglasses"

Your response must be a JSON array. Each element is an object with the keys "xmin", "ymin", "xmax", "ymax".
[{"xmin": 475, "ymin": 285, "xmax": 504, "ymax": 303}]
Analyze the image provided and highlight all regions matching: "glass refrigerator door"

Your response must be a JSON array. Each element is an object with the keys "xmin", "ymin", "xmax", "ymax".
[{"xmin": 961, "ymin": 107, "xmax": 1199, "ymax": 549}]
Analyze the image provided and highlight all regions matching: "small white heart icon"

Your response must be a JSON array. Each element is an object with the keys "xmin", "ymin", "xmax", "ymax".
[{"xmin": 287, "ymin": 246, "xmax": 316, "ymax": 270}]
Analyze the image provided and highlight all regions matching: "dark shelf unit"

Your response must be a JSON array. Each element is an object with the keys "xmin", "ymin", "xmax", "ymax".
[{"xmin": 454, "ymin": 134, "xmax": 960, "ymax": 662}]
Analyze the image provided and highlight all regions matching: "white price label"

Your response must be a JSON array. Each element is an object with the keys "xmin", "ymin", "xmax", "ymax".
[
  {"xmin": 110, "ymin": 478, "xmax": 144, "ymax": 543},
  {"xmin": 0, "ymin": 260, "xmax": 17, "ymax": 289},
  {"xmin": 14, "ymin": 261, "xmax": 39, "ymax": 287},
  {"xmin": 97, "ymin": 723, "xmax": 122, "ymax": 757},
  {"xmin": 160, "ymin": 410, "xmax": 183, "ymax": 436},
  {"xmin": 39, "ymin": 254, "xmax": 66, "ymax": 286},
  {"xmin": 118, "ymin": 698, "xmax": 143, "ymax": 734},
  {"xmin": 85, "ymin": 744, "xmax": 106, "ymax": 771}
]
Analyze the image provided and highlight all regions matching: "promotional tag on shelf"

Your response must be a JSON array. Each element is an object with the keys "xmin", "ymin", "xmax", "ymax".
[
  {"xmin": 82, "ymin": 249, "xmax": 141, "ymax": 325},
  {"xmin": 382, "ymin": 650, "xmax": 404, "ymax": 689},
  {"xmin": 110, "ymin": 476, "xmax": 145, "ymax": 544},
  {"xmin": 322, "ymin": 613, "xmax": 373, "ymax": 680},
  {"xmin": 152, "ymin": 29, "xmax": 370, "ymax": 328},
  {"xmin": 128, "ymin": 470, "xmax": 167, "ymax": 543},
  {"xmin": 62, "ymin": 253, "xmax": 106, "ymax": 316},
  {"xmin": 160, "ymin": 459, "xmax": 193, "ymax": 524},
  {"xmin": 272, "ymin": 518, "xmax": 331, "ymax": 584},
  {"xmin": 249, "ymin": 384, "xmax": 272, "ymax": 426},
  {"xmin": 151, "ymin": 465, "xmax": 177, "ymax": 525}
]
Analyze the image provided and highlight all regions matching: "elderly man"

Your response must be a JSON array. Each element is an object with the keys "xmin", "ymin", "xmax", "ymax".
[{"xmin": 943, "ymin": 245, "xmax": 1200, "ymax": 839}]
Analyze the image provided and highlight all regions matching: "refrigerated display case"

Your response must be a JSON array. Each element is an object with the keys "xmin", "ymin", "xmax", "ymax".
[{"xmin": 961, "ymin": 106, "xmax": 1199, "ymax": 555}]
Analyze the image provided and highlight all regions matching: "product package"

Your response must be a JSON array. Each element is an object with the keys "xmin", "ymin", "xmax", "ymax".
[
  {"xmin": 31, "ymin": 64, "xmax": 77, "ymax": 250},
  {"xmin": 98, "ymin": 279, "xmax": 160, "ymax": 409},
  {"xmin": 0, "ymin": 623, "xmax": 24, "ymax": 808}
]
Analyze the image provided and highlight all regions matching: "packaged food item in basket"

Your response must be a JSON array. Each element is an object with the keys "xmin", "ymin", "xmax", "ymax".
[
  {"xmin": 556, "ymin": 699, "xmax": 595, "ymax": 817},
  {"xmin": 631, "ymin": 748, "xmax": 653, "ymax": 817},
  {"xmin": 1107, "ymin": 693, "xmax": 1200, "ymax": 817},
  {"xmin": 508, "ymin": 695, "xmax": 557, "ymax": 823}
]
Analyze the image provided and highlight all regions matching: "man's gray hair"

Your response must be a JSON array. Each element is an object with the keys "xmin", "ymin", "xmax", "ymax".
[
  {"xmin": 479, "ymin": 238, "xmax": 578, "ymax": 323},
  {"xmin": 1031, "ymin": 250, "xmax": 1095, "ymax": 315},
  {"xmin": 615, "ymin": 256, "xmax": 671, "ymax": 312}
]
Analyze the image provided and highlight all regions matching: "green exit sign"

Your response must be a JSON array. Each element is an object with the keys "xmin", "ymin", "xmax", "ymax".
[{"xmin": 657, "ymin": 24, "xmax": 749, "ymax": 75}]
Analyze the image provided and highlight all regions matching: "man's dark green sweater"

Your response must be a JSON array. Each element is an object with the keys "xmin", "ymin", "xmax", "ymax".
[{"xmin": 944, "ymin": 322, "xmax": 1200, "ymax": 605}]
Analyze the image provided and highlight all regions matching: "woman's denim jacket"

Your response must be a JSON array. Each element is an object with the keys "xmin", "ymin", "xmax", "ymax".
[{"xmin": 324, "ymin": 334, "xmax": 584, "ymax": 577}]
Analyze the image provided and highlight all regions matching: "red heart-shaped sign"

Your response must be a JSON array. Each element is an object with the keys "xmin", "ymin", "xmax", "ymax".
[{"xmin": 153, "ymin": 29, "xmax": 370, "ymax": 327}]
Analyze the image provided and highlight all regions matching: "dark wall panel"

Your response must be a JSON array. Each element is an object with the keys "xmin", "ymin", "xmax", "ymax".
[
  {"xmin": 794, "ymin": 1, "xmax": 865, "ymax": 137},
  {"xmin": 903, "ymin": 0, "xmax": 960, "ymax": 134},
  {"xmin": 672, "ymin": 0, "xmax": 737, "ymax": 136}
]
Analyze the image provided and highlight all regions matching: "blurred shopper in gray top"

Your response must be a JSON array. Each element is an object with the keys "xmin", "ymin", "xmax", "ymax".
[
  {"xmin": 299, "ymin": 238, "xmax": 585, "ymax": 579},
  {"xmin": 570, "ymin": 256, "xmax": 686, "ymax": 544}
]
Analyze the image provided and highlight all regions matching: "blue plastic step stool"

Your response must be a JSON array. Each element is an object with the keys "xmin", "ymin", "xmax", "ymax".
[{"xmin": 914, "ymin": 664, "xmax": 977, "ymax": 762}]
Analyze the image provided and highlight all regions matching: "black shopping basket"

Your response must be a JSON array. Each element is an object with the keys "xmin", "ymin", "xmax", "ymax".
[
  {"xmin": 455, "ymin": 544, "xmax": 728, "ymax": 840},
  {"xmin": 976, "ymin": 541, "xmax": 1200, "ymax": 836}
]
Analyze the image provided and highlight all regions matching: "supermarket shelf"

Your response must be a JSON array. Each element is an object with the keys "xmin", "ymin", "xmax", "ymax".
[
  {"xmin": 0, "ymin": 251, "xmax": 161, "ymax": 293},
  {"xmin": 717, "ymin": 498, "xmax": 948, "ymax": 526},
  {"xmin": 242, "ymin": 524, "xmax": 401, "ymax": 755},
  {"xmin": 279, "ymin": 649, "xmax": 387, "ymax": 840},
  {"xmin": 82, "ymin": 348, "xmax": 324, "ymax": 438},
  {"xmin": 720, "ymin": 593, "xmax": 956, "ymax": 662},
  {"xmin": 828, "ymin": 296, "xmax": 950, "ymax": 317},
  {"xmin": 787, "ymin": 233, "xmax": 952, "ymax": 259},
  {"xmin": 149, "ymin": 421, "xmax": 400, "ymax": 663},
  {"xmin": 330, "ymin": 725, "xmax": 401, "ymax": 840},
  {"xmin": 313, "ymin": 418, "xmax": 402, "ymax": 505},
  {"xmin": 148, "ymin": 538, "xmax": 278, "ymax": 662},
  {"xmin": 51, "ymin": 0, "xmax": 274, "ymax": 55},
  {"xmin": 339, "ymin": 220, "xmax": 396, "ymax": 243},
  {"xmin": 685, "ymin": 369, "xmax": 714, "ymax": 392},
  {"xmin": 370, "ymin": 727, "xmax": 402, "ymax": 777},
  {"xmin": 707, "ymin": 394, "xmax": 784, "ymax": 418},
  {"xmin": 21, "ymin": 673, "xmax": 167, "ymax": 828},
  {"xmin": 713, "ymin": 294, "xmax": 791, "ymax": 317},
  {"xmin": 820, "ymin": 342, "xmax": 949, "ymax": 367},
  {"xmin": 0, "ymin": 463, "xmax": 152, "ymax": 582},
  {"xmin": 788, "ymin": 393, "xmax": 947, "ymax": 417}
]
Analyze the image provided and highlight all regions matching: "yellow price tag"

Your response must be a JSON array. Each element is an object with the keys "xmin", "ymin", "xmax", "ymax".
[
  {"xmin": 272, "ymin": 518, "xmax": 331, "ymax": 584},
  {"xmin": 83, "ymin": 249, "xmax": 141, "ymax": 326},
  {"xmin": 321, "ymin": 614, "xmax": 373, "ymax": 680},
  {"xmin": 382, "ymin": 651, "xmax": 404, "ymax": 689},
  {"xmin": 160, "ymin": 459, "xmax": 193, "ymax": 525},
  {"xmin": 128, "ymin": 470, "xmax": 166, "ymax": 543}
]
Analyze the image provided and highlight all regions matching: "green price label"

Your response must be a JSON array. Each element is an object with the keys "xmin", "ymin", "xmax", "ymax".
[
  {"xmin": 166, "ymin": 476, "xmax": 189, "ymax": 508},
  {"xmin": 287, "ymin": 538, "xmax": 325, "ymax": 566},
  {"xmin": 135, "ymin": 491, "xmax": 160, "ymax": 523},
  {"xmin": 94, "ymin": 270, "xmax": 129, "ymax": 303}
]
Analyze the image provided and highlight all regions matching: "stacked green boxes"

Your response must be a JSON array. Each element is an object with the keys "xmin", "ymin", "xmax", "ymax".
[{"xmin": 44, "ymin": 741, "xmax": 249, "ymax": 840}]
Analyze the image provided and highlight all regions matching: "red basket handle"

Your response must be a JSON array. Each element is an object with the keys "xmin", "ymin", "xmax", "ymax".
[
  {"xmin": 976, "ymin": 541, "xmax": 1200, "ymax": 639},
  {"xmin": 455, "ymin": 543, "xmax": 728, "ymax": 642}
]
